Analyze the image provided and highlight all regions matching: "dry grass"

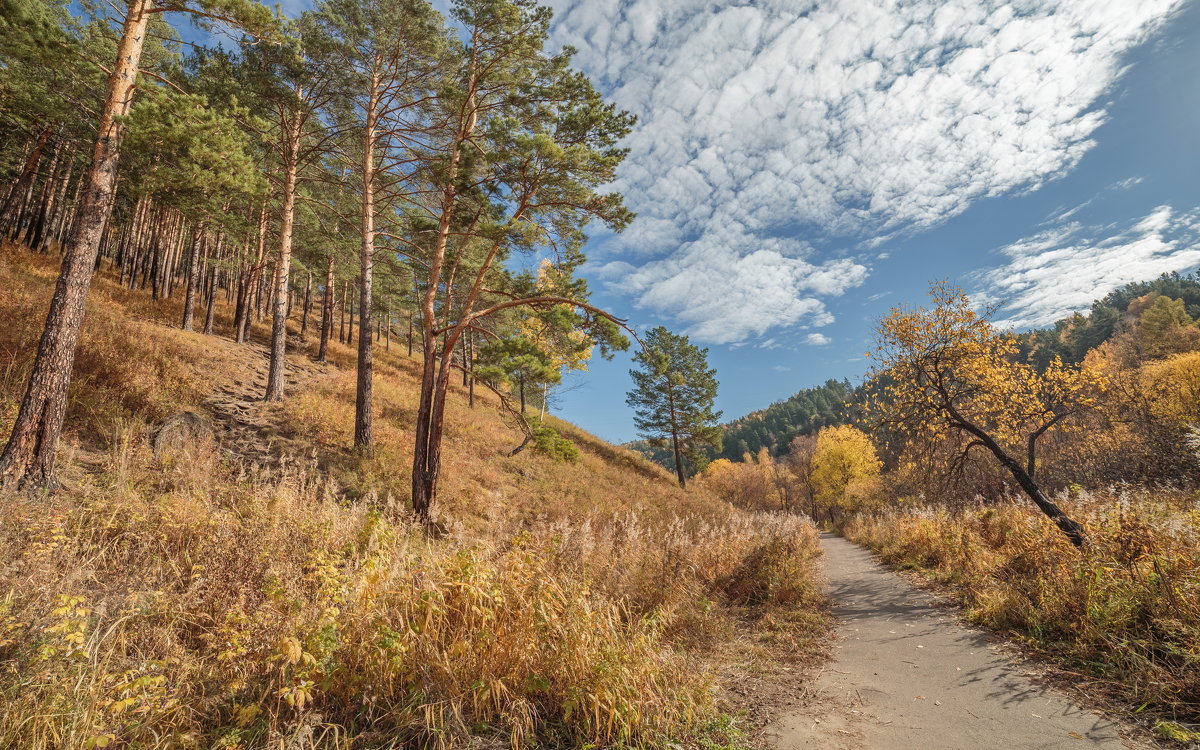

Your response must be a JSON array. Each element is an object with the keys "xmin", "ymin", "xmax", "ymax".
[
  {"xmin": 844, "ymin": 493, "xmax": 1200, "ymax": 733},
  {"xmin": 0, "ymin": 246, "xmax": 827, "ymax": 748}
]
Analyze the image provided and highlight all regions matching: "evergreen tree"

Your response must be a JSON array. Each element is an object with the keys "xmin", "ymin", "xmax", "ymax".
[
  {"xmin": 626, "ymin": 326, "xmax": 721, "ymax": 488},
  {"xmin": 0, "ymin": 0, "xmax": 276, "ymax": 489}
]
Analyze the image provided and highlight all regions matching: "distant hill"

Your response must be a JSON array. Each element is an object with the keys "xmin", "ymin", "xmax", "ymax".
[
  {"xmin": 1013, "ymin": 270, "xmax": 1200, "ymax": 369},
  {"xmin": 628, "ymin": 379, "xmax": 858, "ymax": 471},
  {"xmin": 630, "ymin": 270, "xmax": 1200, "ymax": 473}
]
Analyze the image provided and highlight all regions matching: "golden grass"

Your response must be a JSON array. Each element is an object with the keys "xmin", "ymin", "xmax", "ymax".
[
  {"xmin": 0, "ymin": 245, "xmax": 827, "ymax": 748},
  {"xmin": 845, "ymin": 494, "xmax": 1200, "ymax": 727}
]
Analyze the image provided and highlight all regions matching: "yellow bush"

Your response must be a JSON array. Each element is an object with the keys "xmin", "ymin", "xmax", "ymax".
[{"xmin": 1141, "ymin": 350, "xmax": 1200, "ymax": 426}]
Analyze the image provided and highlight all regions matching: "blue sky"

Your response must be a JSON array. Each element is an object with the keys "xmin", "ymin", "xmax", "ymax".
[{"xmin": 535, "ymin": 0, "xmax": 1200, "ymax": 444}]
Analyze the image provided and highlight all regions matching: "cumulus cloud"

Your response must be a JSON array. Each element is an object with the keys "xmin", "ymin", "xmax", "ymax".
[
  {"xmin": 618, "ymin": 226, "xmax": 865, "ymax": 343},
  {"xmin": 805, "ymin": 333, "xmax": 833, "ymax": 346},
  {"xmin": 545, "ymin": 0, "xmax": 1181, "ymax": 342},
  {"xmin": 978, "ymin": 205, "xmax": 1200, "ymax": 329}
]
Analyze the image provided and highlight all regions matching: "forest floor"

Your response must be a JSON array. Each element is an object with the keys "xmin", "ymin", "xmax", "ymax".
[
  {"xmin": 201, "ymin": 335, "xmax": 331, "ymax": 468},
  {"xmin": 765, "ymin": 534, "xmax": 1153, "ymax": 750}
]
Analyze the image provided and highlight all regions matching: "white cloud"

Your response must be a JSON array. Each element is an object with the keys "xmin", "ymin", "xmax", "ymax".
[
  {"xmin": 1134, "ymin": 204, "xmax": 1173, "ymax": 234},
  {"xmin": 979, "ymin": 205, "xmax": 1200, "ymax": 329},
  {"xmin": 546, "ymin": 0, "xmax": 1181, "ymax": 343},
  {"xmin": 618, "ymin": 226, "xmax": 866, "ymax": 343},
  {"xmin": 805, "ymin": 333, "xmax": 833, "ymax": 346}
]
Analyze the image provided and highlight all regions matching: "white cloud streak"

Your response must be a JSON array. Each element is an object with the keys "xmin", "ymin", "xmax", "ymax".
[
  {"xmin": 979, "ymin": 205, "xmax": 1200, "ymax": 329},
  {"xmin": 548, "ymin": 0, "xmax": 1181, "ymax": 343}
]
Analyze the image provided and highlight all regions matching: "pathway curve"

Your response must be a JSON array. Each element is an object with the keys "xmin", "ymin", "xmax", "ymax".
[{"xmin": 767, "ymin": 533, "xmax": 1139, "ymax": 750}]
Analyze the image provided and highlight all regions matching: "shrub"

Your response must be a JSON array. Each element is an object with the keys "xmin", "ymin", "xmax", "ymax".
[{"xmin": 531, "ymin": 419, "xmax": 579, "ymax": 462}]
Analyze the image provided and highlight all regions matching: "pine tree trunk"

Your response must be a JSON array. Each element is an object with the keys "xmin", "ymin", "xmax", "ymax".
[
  {"xmin": 668, "ymin": 389, "xmax": 686, "ymax": 488},
  {"xmin": 300, "ymin": 269, "xmax": 312, "ymax": 340},
  {"xmin": 411, "ymin": 109, "xmax": 472, "ymax": 521},
  {"xmin": 27, "ymin": 132, "xmax": 63, "ymax": 251},
  {"xmin": 0, "ymin": 0, "xmax": 153, "ymax": 489},
  {"xmin": 264, "ymin": 112, "xmax": 302, "ymax": 402},
  {"xmin": 0, "ymin": 126, "xmax": 52, "ymax": 237},
  {"xmin": 468, "ymin": 332, "xmax": 475, "ymax": 408},
  {"xmin": 318, "ymin": 255, "xmax": 333, "ymax": 362},
  {"xmin": 150, "ymin": 207, "xmax": 167, "ymax": 299},
  {"xmin": 355, "ymin": 86, "xmax": 377, "ymax": 450},
  {"xmin": 237, "ymin": 203, "xmax": 267, "ymax": 343},
  {"xmin": 181, "ymin": 225, "xmax": 204, "ymax": 331},
  {"xmin": 462, "ymin": 336, "xmax": 469, "ymax": 387},
  {"xmin": 202, "ymin": 265, "xmax": 217, "ymax": 335},
  {"xmin": 339, "ymin": 284, "xmax": 346, "ymax": 344},
  {"xmin": 53, "ymin": 164, "xmax": 82, "ymax": 248}
]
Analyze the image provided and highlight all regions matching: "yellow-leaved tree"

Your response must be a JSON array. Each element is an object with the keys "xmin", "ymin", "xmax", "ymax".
[
  {"xmin": 518, "ymin": 260, "xmax": 595, "ymax": 415},
  {"xmin": 810, "ymin": 425, "xmax": 882, "ymax": 522},
  {"xmin": 867, "ymin": 282, "xmax": 1105, "ymax": 547}
]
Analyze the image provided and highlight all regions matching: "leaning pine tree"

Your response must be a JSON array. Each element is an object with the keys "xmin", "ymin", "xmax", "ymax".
[{"xmin": 626, "ymin": 326, "xmax": 722, "ymax": 488}]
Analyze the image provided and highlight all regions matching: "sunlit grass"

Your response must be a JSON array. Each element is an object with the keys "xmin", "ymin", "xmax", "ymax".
[{"xmin": 845, "ymin": 493, "xmax": 1200, "ymax": 723}]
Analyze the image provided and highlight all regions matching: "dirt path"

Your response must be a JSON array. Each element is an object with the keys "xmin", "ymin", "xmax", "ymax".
[
  {"xmin": 204, "ymin": 341, "xmax": 330, "ymax": 468},
  {"xmin": 766, "ymin": 533, "xmax": 1138, "ymax": 750}
]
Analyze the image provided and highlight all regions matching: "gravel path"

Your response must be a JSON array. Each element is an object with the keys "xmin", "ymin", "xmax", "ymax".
[{"xmin": 767, "ymin": 533, "xmax": 1137, "ymax": 750}]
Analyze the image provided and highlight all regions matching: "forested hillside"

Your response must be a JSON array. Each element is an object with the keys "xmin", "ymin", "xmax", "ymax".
[
  {"xmin": 0, "ymin": 0, "xmax": 828, "ymax": 746},
  {"xmin": 1014, "ymin": 271, "xmax": 1200, "ymax": 368},
  {"xmin": 711, "ymin": 380, "xmax": 855, "ymax": 461},
  {"xmin": 628, "ymin": 379, "xmax": 854, "ymax": 470},
  {"xmin": 634, "ymin": 271, "xmax": 1200, "ymax": 478}
]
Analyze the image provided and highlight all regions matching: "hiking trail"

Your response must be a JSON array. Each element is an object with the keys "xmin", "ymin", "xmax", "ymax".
[{"xmin": 767, "ymin": 533, "xmax": 1144, "ymax": 750}]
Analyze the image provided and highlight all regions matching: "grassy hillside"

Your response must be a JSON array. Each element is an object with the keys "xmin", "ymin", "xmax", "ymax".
[{"xmin": 0, "ymin": 245, "xmax": 826, "ymax": 749}]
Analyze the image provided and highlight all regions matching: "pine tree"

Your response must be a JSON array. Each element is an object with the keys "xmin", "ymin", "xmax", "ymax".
[
  {"xmin": 0, "ymin": 0, "xmax": 275, "ymax": 489},
  {"xmin": 626, "ymin": 326, "xmax": 722, "ymax": 488},
  {"xmin": 309, "ymin": 0, "xmax": 448, "ymax": 449},
  {"xmin": 405, "ymin": 0, "xmax": 634, "ymax": 521}
]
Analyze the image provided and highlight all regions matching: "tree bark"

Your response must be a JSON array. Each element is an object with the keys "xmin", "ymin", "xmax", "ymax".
[
  {"xmin": 339, "ymin": 283, "xmax": 346, "ymax": 343},
  {"xmin": 300, "ymin": 269, "xmax": 312, "ymax": 340},
  {"xmin": 27, "ymin": 131, "xmax": 63, "ymax": 251},
  {"xmin": 181, "ymin": 224, "xmax": 204, "ymax": 331},
  {"xmin": 669, "ymin": 389, "xmax": 686, "ymax": 488},
  {"xmin": 202, "ymin": 247, "xmax": 218, "ymax": 336},
  {"xmin": 237, "ymin": 203, "xmax": 267, "ymax": 344},
  {"xmin": 264, "ymin": 110, "xmax": 302, "ymax": 402},
  {"xmin": 412, "ymin": 58, "xmax": 480, "ymax": 521},
  {"xmin": 354, "ymin": 73, "xmax": 378, "ymax": 450},
  {"xmin": 0, "ymin": 0, "xmax": 153, "ymax": 489},
  {"xmin": 318, "ymin": 255, "xmax": 333, "ymax": 362},
  {"xmin": 468, "ymin": 332, "xmax": 475, "ymax": 408},
  {"xmin": 0, "ymin": 126, "xmax": 52, "ymax": 237}
]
